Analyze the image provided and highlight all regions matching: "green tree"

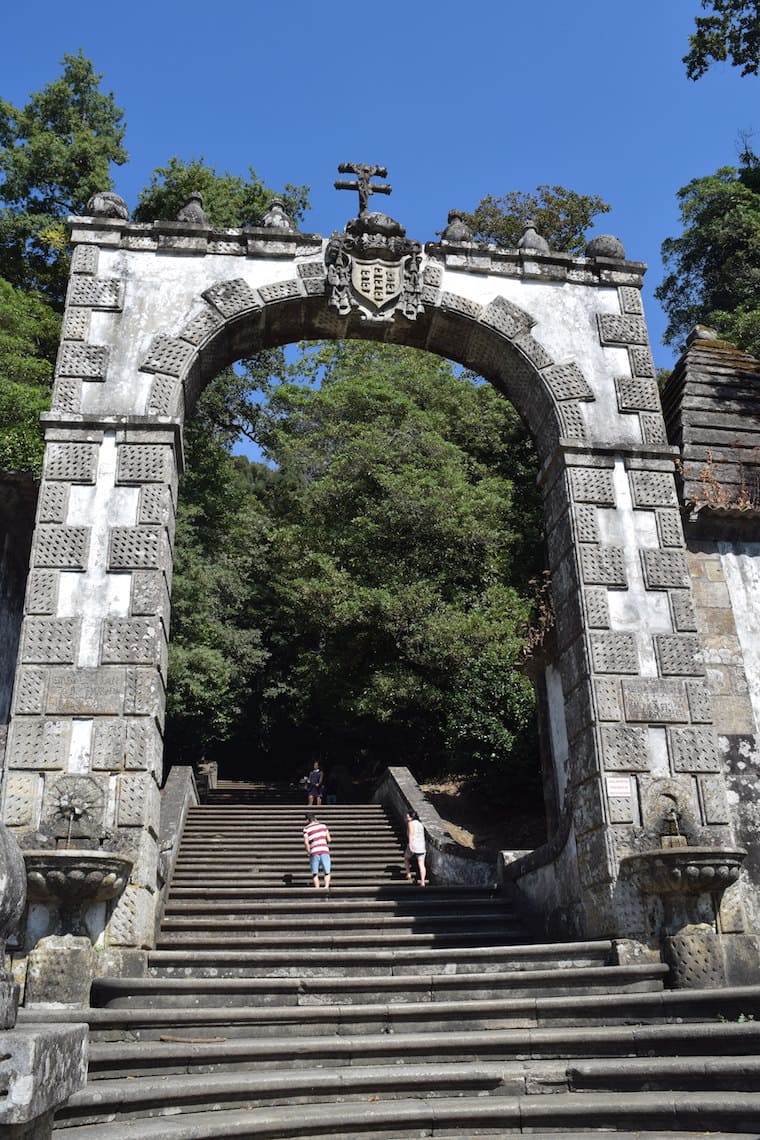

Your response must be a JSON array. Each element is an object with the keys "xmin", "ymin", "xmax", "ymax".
[
  {"xmin": 0, "ymin": 278, "xmax": 59, "ymax": 473},
  {"xmin": 134, "ymin": 156, "xmax": 308, "ymax": 229},
  {"xmin": 684, "ymin": 1, "xmax": 760, "ymax": 79},
  {"xmin": 0, "ymin": 51, "xmax": 127, "ymax": 305},
  {"xmin": 655, "ymin": 147, "xmax": 760, "ymax": 355},
  {"xmin": 462, "ymin": 185, "xmax": 611, "ymax": 254}
]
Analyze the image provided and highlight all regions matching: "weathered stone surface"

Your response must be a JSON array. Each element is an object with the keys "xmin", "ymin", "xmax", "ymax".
[
  {"xmin": 45, "ymin": 667, "xmax": 125, "ymax": 715},
  {"xmin": 32, "ymin": 526, "xmax": 90, "ymax": 571},
  {"xmin": 590, "ymin": 632, "xmax": 638, "ymax": 674},
  {"xmin": 56, "ymin": 343, "xmax": 108, "ymax": 380},
  {"xmin": 25, "ymin": 934, "xmax": 95, "ymax": 1006},
  {"xmin": 101, "ymin": 618, "xmax": 162, "ymax": 665},
  {"xmin": 116, "ymin": 772, "xmax": 160, "ymax": 833},
  {"xmin": 0, "ymin": 1023, "xmax": 88, "ymax": 1126},
  {"xmin": 640, "ymin": 549, "xmax": 690, "ymax": 590},
  {"xmin": 597, "ymin": 313, "xmax": 648, "ymax": 345},
  {"xmin": 622, "ymin": 678, "xmax": 689, "ymax": 723},
  {"xmin": 2, "ymin": 774, "xmax": 40, "ymax": 827},
  {"xmin": 668, "ymin": 726, "xmax": 721, "ymax": 772},
  {"xmin": 140, "ymin": 335, "xmax": 194, "ymax": 377},
  {"xmin": 615, "ymin": 377, "xmax": 660, "ymax": 412},
  {"xmin": 21, "ymin": 619, "xmax": 78, "ymax": 665},
  {"xmin": 116, "ymin": 443, "xmax": 174, "ymax": 485},
  {"xmin": 108, "ymin": 526, "xmax": 164, "ymax": 570},
  {"xmin": 69, "ymin": 277, "xmax": 123, "ymax": 309},
  {"xmin": 107, "ymin": 883, "xmax": 155, "ymax": 948},
  {"xmin": 202, "ymin": 278, "xmax": 260, "ymax": 318},
  {"xmin": 581, "ymin": 546, "xmax": 627, "ymax": 587},
  {"xmin": 569, "ymin": 467, "xmax": 615, "ymax": 507},
  {"xmin": 655, "ymin": 634, "xmax": 705, "ymax": 676},
  {"xmin": 13, "ymin": 668, "xmax": 48, "ymax": 715},
  {"xmin": 6, "ymin": 719, "xmax": 71, "ymax": 770},
  {"xmin": 44, "ymin": 443, "xmax": 97, "ymax": 484},
  {"xmin": 600, "ymin": 724, "xmax": 650, "ymax": 770},
  {"xmin": 628, "ymin": 470, "xmax": 678, "ymax": 510},
  {"xmin": 584, "ymin": 587, "xmax": 610, "ymax": 628}
]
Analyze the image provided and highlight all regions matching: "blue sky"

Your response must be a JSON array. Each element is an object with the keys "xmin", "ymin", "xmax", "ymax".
[{"xmin": 4, "ymin": 0, "xmax": 758, "ymax": 369}]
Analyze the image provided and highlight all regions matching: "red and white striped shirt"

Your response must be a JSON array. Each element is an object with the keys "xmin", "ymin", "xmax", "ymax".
[{"xmin": 303, "ymin": 821, "xmax": 330, "ymax": 854}]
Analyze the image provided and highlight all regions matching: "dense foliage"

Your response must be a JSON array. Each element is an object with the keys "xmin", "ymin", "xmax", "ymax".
[
  {"xmin": 0, "ymin": 278, "xmax": 59, "ymax": 473},
  {"xmin": 462, "ymin": 186, "xmax": 611, "ymax": 255},
  {"xmin": 655, "ymin": 145, "xmax": 760, "ymax": 356},
  {"xmin": 684, "ymin": 1, "xmax": 760, "ymax": 78}
]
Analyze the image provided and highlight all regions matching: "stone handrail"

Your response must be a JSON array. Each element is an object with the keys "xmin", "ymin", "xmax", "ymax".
[{"xmin": 154, "ymin": 766, "xmax": 199, "ymax": 942}]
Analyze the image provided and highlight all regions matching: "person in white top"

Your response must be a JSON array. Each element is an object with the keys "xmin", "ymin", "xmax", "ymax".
[{"xmin": 403, "ymin": 810, "xmax": 427, "ymax": 886}]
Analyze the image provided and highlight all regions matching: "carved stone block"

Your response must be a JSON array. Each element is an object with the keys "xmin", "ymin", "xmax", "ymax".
[
  {"xmin": 116, "ymin": 444, "xmax": 174, "ymax": 485},
  {"xmin": 52, "ymin": 376, "xmax": 83, "ymax": 412},
  {"xmin": 2, "ymin": 772, "xmax": 40, "ymax": 826},
  {"xmin": 202, "ymin": 278, "xmax": 261, "ymax": 319},
  {"xmin": 138, "ymin": 485, "xmax": 175, "ymax": 530},
  {"xmin": 621, "ymin": 678, "xmax": 689, "ymax": 723},
  {"xmin": 25, "ymin": 570, "xmax": 59, "ymax": 615},
  {"xmin": 13, "ymin": 668, "xmax": 48, "ymax": 715},
  {"xmin": 125, "ymin": 718, "xmax": 163, "ymax": 774},
  {"xmin": 62, "ymin": 306, "xmax": 91, "ymax": 341},
  {"xmin": 597, "ymin": 314, "xmax": 648, "ymax": 345},
  {"xmin": 542, "ymin": 362, "xmax": 593, "ymax": 402},
  {"xmin": 91, "ymin": 719, "xmax": 125, "ymax": 770},
  {"xmin": 125, "ymin": 669, "xmax": 165, "ymax": 726},
  {"xmin": 640, "ymin": 550, "xmax": 690, "ymax": 591},
  {"xmin": 576, "ymin": 828, "xmax": 616, "ymax": 887},
  {"xmin": 569, "ymin": 468, "xmax": 615, "ymax": 507},
  {"xmin": 46, "ymin": 667, "xmax": 125, "ymax": 715},
  {"xmin": 108, "ymin": 885, "xmax": 155, "ymax": 948},
  {"xmin": 615, "ymin": 377, "xmax": 660, "ymax": 413},
  {"xmin": 179, "ymin": 307, "xmax": 226, "ymax": 347},
  {"xmin": 514, "ymin": 332, "xmax": 553, "ymax": 370},
  {"xmin": 630, "ymin": 346, "xmax": 656, "ymax": 378},
  {"xmin": 609, "ymin": 793, "xmax": 635, "ymax": 824},
  {"xmin": 638, "ymin": 775, "xmax": 698, "ymax": 830},
  {"xmin": 593, "ymin": 677, "xmax": 622, "ymax": 721},
  {"xmin": 33, "ymin": 525, "xmax": 90, "ymax": 570},
  {"xmin": 140, "ymin": 335, "xmax": 195, "ymax": 377},
  {"xmin": 668, "ymin": 726, "xmax": 720, "ymax": 772},
  {"xmin": 116, "ymin": 773, "xmax": 160, "ymax": 834},
  {"xmin": 101, "ymin": 619, "xmax": 162, "ymax": 665},
  {"xmin": 574, "ymin": 779, "xmax": 605, "ymax": 836},
  {"xmin": 44, "ymin": 442, "xmax": 98, "ymax": 483},
  {"xmin": 37, "ymin": 482, "xmax": 69, "ymax": 524},
  {"xmin": 618, "ymin": 286, "xmax": 643, "ymax": 315},
  {"xmin": 57, "ymin": 343, "xmax": 109, "ymax": 380},
  {"xmin": 671, "ymin": 592, "xmax": 699, "ymax": 632},
  {"xmin": 557, "ymin": 402, "xmax": 588, "ymax": 442},
  {"xmin": 591, "ymin": 632, "xmax": 638, "ymax": 674},
  {"xmin": 42, "ymin": 773, "xmax": 106, "ymax": 837},
  {"xmin": 146, "ymin": 373, "xmax": 182, "ymax": 417},
  {"xmin": 686, "ymin": 680, "xmax": 714, "ymax": 724},
  {"xmin": 7, "ymin": 718, "xmax": 71, "ymax": 769},
  {"xmin": 71, "ymin": 245, "xmax": 98, "ymax": 274},
  {"xmin": 640, "ymin": 412, "xmax": 669, "ymax": 446},
  {"xmin": 423, "ymin": 263, "xmax": 443, "ymax": 287},
  {"xmin": 581, "ymin": 546, "xmax": 627, "ymax": 587},
  {"xmin": 629, "ymin": 471, "xmax": 678, "ymax": 509},
  {"xmin": 69, "ymin": 277, "xmax": 123, "ymax": 310},
  {"xmin": 297, "ymin": 261, "xmax": 327, "ymax": 296},
  {"xmin": 656, "ymin": 510, "xmax": 684, "ymax": 549},
  {"xmin": 574, "ymin": 504, "xmax": 599, "ymax": 544},
  {"xmin": 699, "ymin": 775, "xmax": 730, "ymax": 824},
  {"xmin": 655, "ymin": 634, "xmax": 705, "ymax": 676},
  {"xmin": 440, "ymin": 292, "xmax": 482, "ymax": 320},
  {"xmin": 22, "ymin": 619, "xmax": 78, "ymax": 664},
  {"xmin": 258, "ymin": 279, "xmax": 301, "ymax": 304},
  {"xmin": 108, "ymin": 527, "xmax": 163, "ymax": 571},
  {"xmin": 130, "ymin": 571, "xmax": 169, "ymax": 618},
  {"xmin": 600, "ymin": 724, "xmax": 650, "ymax": 770},
  {"xmin": 482, "ymin": 296, "xmax": 532, "ymax": 340}
]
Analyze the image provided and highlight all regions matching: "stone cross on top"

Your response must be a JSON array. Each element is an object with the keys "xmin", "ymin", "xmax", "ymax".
[{"xmin": 334, "ymin": 163, "xmax": 392, "ymax": 216}]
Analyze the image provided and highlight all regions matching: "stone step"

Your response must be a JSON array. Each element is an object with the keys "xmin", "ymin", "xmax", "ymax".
[
  {"xmin": 164, "ymin": 885, "xmax": 501, "ymax": 899},
  {"xmin": 146, "ymin": 939, "xmax": 611, "ymax": 978},
  {"xmin": 162, "ymin": 896, "xmax": 511, "ymax": 915},
  {"xmin": 83, "ymin": 1019, "xmax": 760, "ymax": 1080},
  {"xmin": 154, "ymin": 928, "xmax": 526, "ymax": 950},
  {"xmin": 52, "ymin": 1089, "xmax": 760, "ymax": 1137},
  {"xmin": 92, "ymin": 963, "xmax": 666, "ymax": 1009},
  {"xmin": 158, "ymin": 912, "xmax": 517, "ymax": 931}
]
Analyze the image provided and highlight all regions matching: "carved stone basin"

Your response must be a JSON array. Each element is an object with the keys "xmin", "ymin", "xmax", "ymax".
[
  {"xmin": 620, "ymin": 847, "xmax": 746, "ymax": 896},
  {"xmin": 23, "ymin": 850, "xmax": 132, "ymax": 936}
]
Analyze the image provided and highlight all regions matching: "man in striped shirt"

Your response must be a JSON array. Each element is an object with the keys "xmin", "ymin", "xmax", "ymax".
[{"xmin": 303, "ymin": 813, "xmax": 332, "ymax": 889}]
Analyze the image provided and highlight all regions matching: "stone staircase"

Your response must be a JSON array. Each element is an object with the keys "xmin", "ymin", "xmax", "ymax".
[{"xmin": 20, "ymin": 796, "xmax": 760, "ymax": 1137}]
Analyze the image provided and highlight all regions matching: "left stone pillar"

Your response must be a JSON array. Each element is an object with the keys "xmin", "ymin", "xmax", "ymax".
[{"xmin": 0, "ymin": 415, "xmax": 180, "ymax": 956}]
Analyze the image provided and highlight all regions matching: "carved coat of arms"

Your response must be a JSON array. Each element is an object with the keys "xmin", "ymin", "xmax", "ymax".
[{"xmin": 325, "ymin": 212, "xmax": 423, "ymax": 322}]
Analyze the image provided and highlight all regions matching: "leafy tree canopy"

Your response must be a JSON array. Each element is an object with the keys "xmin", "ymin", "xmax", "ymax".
[
  {"xmin": 0, "ymin": 51, "xmax": 127, "ymax": 305},
  {"xmin": 462, "ymin": 185, "xmax": 611, "ymax": 255},
  {"xmin": 655, "ymin": 145, "xmax": 760, "ymax": 356},
  {"xmin": 684, "ymin": 1, "xmax": 760, "ymax": 79},
  {"xmin": 134, "ymin": 156, "xmax": 309, "ymax": 229},
  {"xmin": 0, "ymin": 278, "xmax": 59, "ymax": 473}
]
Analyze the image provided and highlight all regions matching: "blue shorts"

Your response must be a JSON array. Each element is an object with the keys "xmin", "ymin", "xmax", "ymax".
[{"xmin": 310, "ymin": 853, "xmax": 331, "ymax": 875}]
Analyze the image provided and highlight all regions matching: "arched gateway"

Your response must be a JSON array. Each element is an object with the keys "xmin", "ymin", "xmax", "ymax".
[{"xmin": 3, "ymin": 179, "xmax": 756, "ymax": 988}]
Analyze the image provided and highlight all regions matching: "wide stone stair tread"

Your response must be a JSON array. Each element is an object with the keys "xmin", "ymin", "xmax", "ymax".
[
  {"xmin": 82, "ymin": 1020, "xmax": 760, "ymax": 1078},
  {"xmin": 52, "ymin": 1090, "xmax": 760, "ymax": 1138}
]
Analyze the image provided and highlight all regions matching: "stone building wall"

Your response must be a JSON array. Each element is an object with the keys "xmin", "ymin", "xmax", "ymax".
[{"xmin": 0, "ymin": 476, "xmax": 37, "ymax": 760}]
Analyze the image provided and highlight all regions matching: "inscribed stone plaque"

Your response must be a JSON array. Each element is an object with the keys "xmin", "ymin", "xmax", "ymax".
[
  {"xmin": 591, "ymin": 632, "xmax": 638, "ymax": 675},
  {"xmin": 600, "ymin": 724, "xmax": 650, "ymax": 770},
  {"xmin": 22, "ymin": 618, "xmax": 78, "ymax": 664},
  {"xmin": 640, "ymin": 550, "xmax": 690, "ymax": 591},
  {"xmin": 655, "ymin": 634, "xmax": 705, "ymax": 677},
  {"xmin": 101, "ymin": 619, "xmax": 161, "ymax": 665},
  {"xmin": 569, "ymin": 468, "xmax": 615, "ymax": 507},
  {"xmin": 629, "ymin": 471, "xmax": 678, "ymax": 510},
  {"xmin": 46, "ymin": 667, "xmax": 125, "ymax": 716},
  {"xmin": 606, "ymin": 775, "xmax": 632, "ymax": 797},
  {"xmin": 44, "ymin": 443, "xmax": 98, "ymax": 483},
  {"xmin": 621, "ymin": 679, "xmax": 689, "ymax": 723},
  {"xmin": 668, "ymin": 727, "xmax": 721, "ymax": 772},
  {"xmin": 581, "ymin": 546, "xmax": 627, "ymax": 587}
]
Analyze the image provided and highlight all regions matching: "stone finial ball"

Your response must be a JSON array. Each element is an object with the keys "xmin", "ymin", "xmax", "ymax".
[{"xmin": 585, "ymin": 234, "xmax": 626, "ymax": 260}]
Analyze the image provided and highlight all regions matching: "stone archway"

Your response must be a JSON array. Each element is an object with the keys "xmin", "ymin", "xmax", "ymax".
[{"xmin": 1, "ymin": 203, "xmax": 751, "ymax": 982}]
